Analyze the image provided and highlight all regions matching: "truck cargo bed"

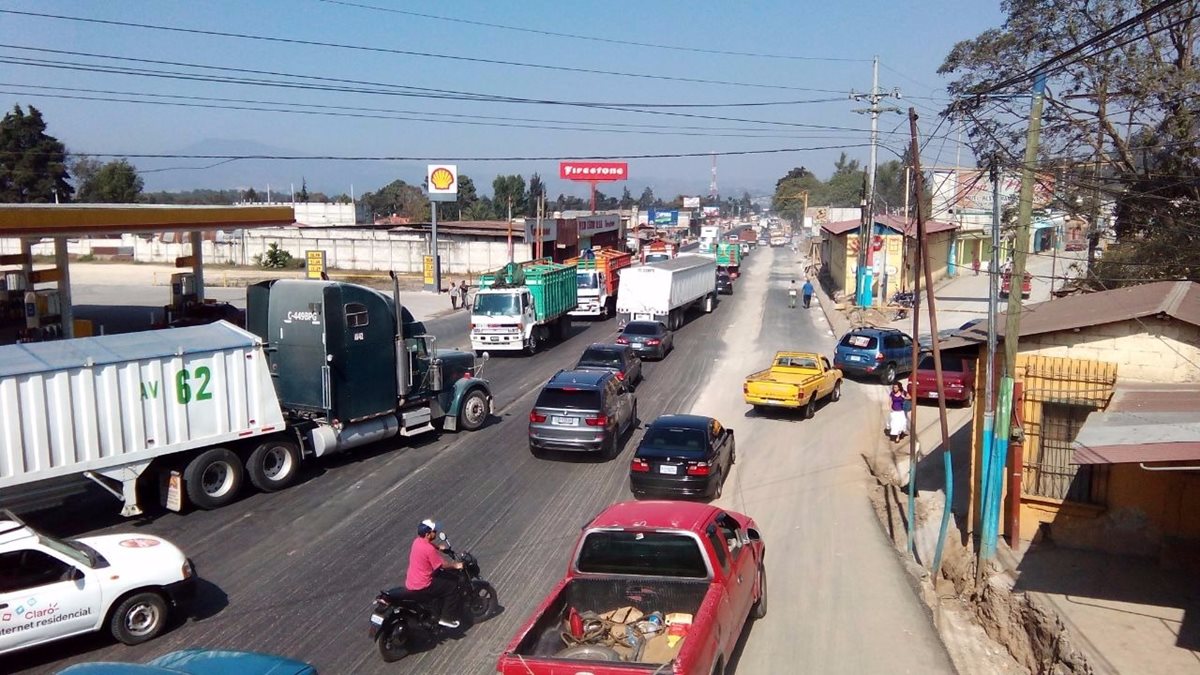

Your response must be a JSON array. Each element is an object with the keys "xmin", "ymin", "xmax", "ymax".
[{"xmin": 511, "ymin": 576, "xmax": 708, "ymax": 663}]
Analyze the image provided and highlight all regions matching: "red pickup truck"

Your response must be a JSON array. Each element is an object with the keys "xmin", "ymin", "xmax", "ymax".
[{"xmin": 496, "ymin": 500, "xmax": 766, "ymax": 675}]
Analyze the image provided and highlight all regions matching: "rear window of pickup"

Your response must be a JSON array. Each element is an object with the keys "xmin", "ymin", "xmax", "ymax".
[{"xmin": 576, "ymin": 531, "xmax": 708, "ymax": 578}]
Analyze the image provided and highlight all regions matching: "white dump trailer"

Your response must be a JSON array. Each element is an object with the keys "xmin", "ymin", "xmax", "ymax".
[
  {"xmin": 615, "ymin": 255, "xmax": 718, "ymax": 330},
  {"xmin": 0, "ymin": 322, "xmax": 287, "ymax": 516}
]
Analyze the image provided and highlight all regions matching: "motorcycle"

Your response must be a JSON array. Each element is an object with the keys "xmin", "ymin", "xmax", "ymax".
[
  {"xmin": 890, "ymin": 291, "xmax": 915, "ymax": 308},
  {"xmin": 368, "ymin": 533, "xmax": 498, "ymax": 663}
]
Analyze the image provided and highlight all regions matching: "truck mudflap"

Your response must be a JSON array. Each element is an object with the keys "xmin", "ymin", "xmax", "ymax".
[{"xmin": 443, "ymin": 377, "xmax": 493, "ymax": 431}]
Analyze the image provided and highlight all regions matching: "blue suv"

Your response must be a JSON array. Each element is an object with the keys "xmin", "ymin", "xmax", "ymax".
[{"xmin": 833, "ymin": 327, "xmax": 915, "ymax": 384}]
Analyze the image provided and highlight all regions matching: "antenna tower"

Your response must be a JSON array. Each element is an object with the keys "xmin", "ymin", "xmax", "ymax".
[{"xmin": 709, "ymin": 153, "xmax": 718, "ymax": 200}]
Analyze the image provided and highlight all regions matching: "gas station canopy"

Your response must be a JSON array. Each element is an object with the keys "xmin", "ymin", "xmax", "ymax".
[{"xmin": 0, "ymin": 204, "xmax": 295, "ymax": 236}]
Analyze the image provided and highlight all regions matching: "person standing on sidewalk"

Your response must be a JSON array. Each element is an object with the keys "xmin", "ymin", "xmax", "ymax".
[
  {"xmin": 972, "ymin": 256, "xmax": 981, "ymax": 276},
  {"xmin": 887, "ymin": 382, "xmax": 910, "ymax": 442},
  {"xmin": 449, "ymin": 280, "xmax": 459, "ymax": 310},
  {"xmin": 458, "ymin": 279, "xmax": 469, "ymax": 311},
  {"xmin": 802, "ymin": 279, "xmax": 814, "ymax": 309}
]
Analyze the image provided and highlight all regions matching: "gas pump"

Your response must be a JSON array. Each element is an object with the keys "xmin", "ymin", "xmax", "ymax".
[
  {"xmin": 18, "ymin": 288, "xmax": 62, "ymax": 342},
  {"xmin": 164, "ymin": 272, "xmax": 198, "ymax": 325}
]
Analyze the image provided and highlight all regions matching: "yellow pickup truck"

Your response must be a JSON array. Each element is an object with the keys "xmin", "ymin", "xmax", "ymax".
[{"xmin": 743, "ymin": 351, "xmax": 843, "ymax": 418}]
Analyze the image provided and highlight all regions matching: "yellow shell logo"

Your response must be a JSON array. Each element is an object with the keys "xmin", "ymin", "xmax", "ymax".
[{"xmin": 430, "ymin": 167, "xmax": 455, "ymax": 191}]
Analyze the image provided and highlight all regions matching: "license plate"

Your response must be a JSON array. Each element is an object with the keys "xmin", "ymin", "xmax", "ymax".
[
  {"xmin": 552, "ymin": 416, "xmax": 579, "ymax": 426},
  {"xmin": 659, "ymin": 465, "xmax": 678, "ymax": 475},
  {"xmin": 370, "ymin": 614, "xmax": 384, "ymax": 625},
  {"xmin": 848, "ymin": 355, "xmax": 862, "ymax": 361},
  {"xmin": 929, "ymin": 392, "xmax": 939, "ymax": 398}
]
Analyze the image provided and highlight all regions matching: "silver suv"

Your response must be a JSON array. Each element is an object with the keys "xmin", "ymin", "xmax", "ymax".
[{"xmin": 528, "ymin": 369, "xmax": 637, "ymax": 459}]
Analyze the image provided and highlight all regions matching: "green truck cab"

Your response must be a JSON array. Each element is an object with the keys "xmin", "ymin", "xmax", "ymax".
[
  {"xmin": 470, "ymin": 260, "xmax": 578, "ymax": 355},
  {"xmin": 248, "ymin": 278, "xmax": 493, "ymax": 455}
]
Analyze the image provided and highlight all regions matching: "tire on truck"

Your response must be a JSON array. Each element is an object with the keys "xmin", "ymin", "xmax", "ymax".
[
  {"xmin": 246, "ymin": 437, "xmax": 301, "ymax": 492},
  {"xmin": 183, "ymin": 447, "xmax": 245, "ymax": 510}
]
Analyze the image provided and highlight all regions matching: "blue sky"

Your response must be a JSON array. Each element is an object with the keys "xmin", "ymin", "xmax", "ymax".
[{"xmin": 0, "ymin": 0, "xmax": 1005, "ymax": 198}]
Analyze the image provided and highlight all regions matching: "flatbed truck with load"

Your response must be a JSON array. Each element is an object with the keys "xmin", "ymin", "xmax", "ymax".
[
  {"xmin": 0, "ymin": 277, "xmax": 494, "ymax": 517},
  {"xmin": 568, "ymin": 248, "xmax": 633, "ymax": 319},
  {"xmin": 470, "ymin": 260, "xmax": 578, "ymax": 355},
  {"xmin": 715, "ymin": 243, "xmax": 742, "ymax": 279},
  {"xmin": 496, "ymin": 500, "xmax": 766, "ymax": 675},
  {"xmin": 616, "ymin": 255, "xmax": 718, "ymax": 331}
]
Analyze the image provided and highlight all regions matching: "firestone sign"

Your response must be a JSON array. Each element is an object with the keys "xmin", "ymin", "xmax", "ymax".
[{"xmin": 559, "ymin": 161, "xmax": 629, "ymax": 181}]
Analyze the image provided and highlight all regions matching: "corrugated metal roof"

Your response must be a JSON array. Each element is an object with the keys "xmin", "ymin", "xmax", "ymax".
[
  {"xmin": 0, "ymin": 322, "xmax": 260, "ymax": 379},
  {"xmin": 1003, "ymin": 280, "xmax": 1200, "ymax": 337},
  {"xmin": 822, "ymin": 214, "xmax": 959, "ymax": 237},
  {"xmin": 1071, "ymin": 383, "xmax": 1200, "ymax": 465}
]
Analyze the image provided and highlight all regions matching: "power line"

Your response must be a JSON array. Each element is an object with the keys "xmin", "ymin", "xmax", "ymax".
[
  {"xmin": 317, "ymin": 0, "xmax": 870, "ymax": 63},
  {"xmin": 0, "ymin": 8, "xmax": 847, "ymax": 93},
  {"xmin": 0, "ymin": 44, "xmax": 831, "ymax": 109}
]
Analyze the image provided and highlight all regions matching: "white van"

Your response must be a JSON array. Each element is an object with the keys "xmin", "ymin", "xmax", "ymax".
[{"xmin": 0, "ymin": 510, "xmax": 195, "ymax": 656}]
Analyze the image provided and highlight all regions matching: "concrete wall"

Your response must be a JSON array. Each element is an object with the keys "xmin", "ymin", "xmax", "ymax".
[
  {"xmin": 1021, "ymin": 318, "xmax": 1200, "ymax": 383},
  {"xmin": 0, "ymin": 228, "xmax": 534, "ymax": 275}
]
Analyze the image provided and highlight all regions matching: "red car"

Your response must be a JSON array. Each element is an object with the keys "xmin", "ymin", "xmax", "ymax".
[
  {"xmin": 496, "ymin": 500, "xmax": 766, "ymax": 675},
  {"xmin": 913, "ymin": 354, "xmax": 976, "ymax": 406}
]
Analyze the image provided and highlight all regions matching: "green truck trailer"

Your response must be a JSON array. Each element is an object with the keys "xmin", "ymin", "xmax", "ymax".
[
  {"xmin": 716, "ymin": 243, "xmax": 742, "ymax": 278},
  {"xmin": 470, "ymin": 260, "xmax": 578, "ymax": 354}
]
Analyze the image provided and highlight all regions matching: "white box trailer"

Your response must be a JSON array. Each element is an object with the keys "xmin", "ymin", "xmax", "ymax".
[
  {"xmin": 0, "ymin": 322, "xmax": 286, "ymax": 516},
  {"xmin": 616, "ymin": 255, "xmax": 718, "ymax": 330}
]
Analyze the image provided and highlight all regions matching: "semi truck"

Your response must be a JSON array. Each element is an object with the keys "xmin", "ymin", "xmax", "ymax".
[
  {"xmin": 567, "ymin": 248, "xmax": 633, "ymax": 319},
  {"xmin": 616, "ymin": 255, "xmax": 718, "ymax": 330},
  {"xmin": 0, "ymin": 277, "xmax": 494, "ymax": 517},
  {"xmin": 715, "ymin": 242, "xmax": 742, "ymax": 279},
  {"xmin": 698, "ymin": 225, "xmax": 720, "ymax": 255},
  {"xmin": 470, "ymin": 260, "xmax": 578, "ymax": 355}
]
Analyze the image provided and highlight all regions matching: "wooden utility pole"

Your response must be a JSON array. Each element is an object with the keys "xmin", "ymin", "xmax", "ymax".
[{"xmin": 1003, "ymin": 75, "xmax": 1047, "ymax": 375}]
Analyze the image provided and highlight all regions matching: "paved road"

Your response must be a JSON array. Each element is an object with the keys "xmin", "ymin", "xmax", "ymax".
[{"xmin": 3, "ymin": 249, "xmax": 952, "ymax": 674}]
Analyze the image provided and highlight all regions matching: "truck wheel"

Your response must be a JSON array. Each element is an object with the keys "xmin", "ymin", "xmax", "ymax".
[
  {"xmin": 458, "ymin": 389, "xmax": 489, "ymax": 431},
  {"xmin": 110, "ymin": 591, "xmax": 168, "ymax": 645},
  {"xmin": 751, "ymin": 565, "xmax": 768, "ymax": 619},
  {"xmin": 184, "ymin": 447, "xmax": 244, "ymax": 510},
  {"xmin": 247, "ymin": 439, "xmax": 300, "ymax": 492},
  {"xmin": 804, "ymin": 398, "xmax": 817, "ymax": 420},
  {"xmin": 831, "ymin": 381, "xmax": 843, "ymax": 402}
]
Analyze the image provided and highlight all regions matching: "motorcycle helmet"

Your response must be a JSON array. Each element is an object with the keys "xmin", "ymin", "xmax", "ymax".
[{"xmin": 418, "ymin": 519, "xmax": 438, "ymax": 536}]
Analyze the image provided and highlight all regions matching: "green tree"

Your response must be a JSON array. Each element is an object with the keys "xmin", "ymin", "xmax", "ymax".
[
  {"xmin": 0, "ymin": 104, "xmax": 72, "ymax": 203},
  {"xmin": 940, "ymin": 0, "xmax": 1200, "ymax": 284},
  {"xmin": 527, "ymin": 173, "xmax": 544, "ymax": 214},
  {"xmin": 243, "ymin": 187, "xmax": 260, "ymax": 203},
  {"xmin": 637, "ymin": 186, "xmax": 656, "ymax": 209},
  {"xmin": 440, "ymin": 173, "xmax": 479, "ymax": 220},
  {"xmin": 361, "ymin": 179, "xmax": 429, "ymax": 221},
  {"xmin": 334, "ymin": 193, "xmax": 352, "ymax": 204},
  {"xmin": 492, "ymin": 174, "xmax": 526, "ymax": 216},
  {"xmin": 257, "ymin": 243, "xmax": 294, "ymax": 269},
  {"xmin": 75, "ymin": 158, "xmax": 144, "ymax": 203}
]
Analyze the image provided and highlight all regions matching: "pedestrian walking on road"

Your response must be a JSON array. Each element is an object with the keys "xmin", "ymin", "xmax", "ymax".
[
  {"xmin": 972, "ymin": 256, "xmax": 981, "ymax": 276},
  {"xmin": 788, "ymin": 280, "xmax": 798, "ymax": 309},
  {"xmin": 887, "ymin": 382, "xmax": 910, "ymax": 443},
  {"xmin": 449, "ymin": 280, "xmax": 459, "ymax": 310},
  {"xmin": 802, "ymin": 279, "xmax": 814, "ymax": 309},
  {"xmin": 458, "ymin": 279, "xmax": 469, "ymax": 311}
]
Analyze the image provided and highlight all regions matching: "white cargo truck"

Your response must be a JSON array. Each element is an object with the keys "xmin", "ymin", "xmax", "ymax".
[{"xmin": 615, "ymin": 255, "xmax": 718, "ymax": 330}]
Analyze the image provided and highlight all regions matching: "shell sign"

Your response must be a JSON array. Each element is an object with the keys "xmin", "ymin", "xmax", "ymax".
[{"xmin": 427, "ymin": 164, "xmax": 458, "ymax": 201}]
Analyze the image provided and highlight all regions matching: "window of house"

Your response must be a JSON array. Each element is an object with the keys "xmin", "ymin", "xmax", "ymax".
[{"xmin": 1027, "ymin": 402, "xmax": 1106, "ymax": 504}]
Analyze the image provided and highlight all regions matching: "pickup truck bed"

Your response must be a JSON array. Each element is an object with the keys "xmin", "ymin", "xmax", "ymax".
[{"xmin": 510, "ymin": 576, "xmax": 708, "ymax": 666}]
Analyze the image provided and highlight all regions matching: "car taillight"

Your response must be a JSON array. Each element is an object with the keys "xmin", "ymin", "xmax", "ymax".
[
  {"xmin": 876, "ymin": 352, "xmax": 885, "ymax": 361},
  {"xmin": 687, "ymin": 462, "xmax": 712, "ymax": 476},
  {"xmin": 529, "ymin": 411, "xmax": 547, "ymax": 423},
  {"xmin": 646, "ymin": 339, "xmax": 661, "ymax": 345},
  {"xmin": 615, "ymin": 371, "xmax": 625, "ymax": 381},
  {"xmin": 631, "ymin": 458, "xmax": 650, "ymax": 473},
  {"xmin": 585, "ymin": 415, "xmax": 608, "ymax": 427},
  {"xmin": 616, "ymin": 337, "xmax": 629, "ymax": 344}
]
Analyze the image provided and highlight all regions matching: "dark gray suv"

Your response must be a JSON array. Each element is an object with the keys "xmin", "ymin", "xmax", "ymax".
[{"xmin": 529, "ymin": 369, "xmax": 637, "ymax": 459}]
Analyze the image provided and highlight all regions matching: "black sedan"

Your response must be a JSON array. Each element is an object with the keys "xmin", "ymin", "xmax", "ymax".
[
  {"xmin": 716, "ymin": 271, "xmax": 734, "ymax": 295},
  {"xmin": 574, "ymin": 343, "xmax": 643, "ymax": 387},
  {"xmin": 629, "ymin": 414, "xmax": 736, "ymax": 500},
  {"xmin": 616, "ymin": 320, "xmax": 674, "ymax": 360}
]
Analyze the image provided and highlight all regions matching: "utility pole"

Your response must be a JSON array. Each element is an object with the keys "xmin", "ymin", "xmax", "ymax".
[
  {"xmin": 1003, "ymin": 75, "xmax": 1047, "ymax": 376},
  {"xmin": 978, "ymin": 155, "xmax": 1003, "ymax": 575},
  {"xmin": 1087, "ymin": 97, "xmax": 1106, "ymax": 273},
  {"xmin": 851, "ymin": 55, "xmax": 901, "ymax": 306},
  {"xmin": 506, "ymin": 196, "xmax": 514, "ymax": 263}
]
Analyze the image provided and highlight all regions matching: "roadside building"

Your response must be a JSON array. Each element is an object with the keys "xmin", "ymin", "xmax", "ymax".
[
  {"xmin": 956, "ymin": 281, "xmax": 1200, "ymax": 564},
  {"xmin": 819, "ymin": 214, "xmax": 958, "ymax": 303}
]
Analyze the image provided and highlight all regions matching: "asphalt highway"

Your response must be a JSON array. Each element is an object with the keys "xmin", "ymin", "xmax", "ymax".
[{"xmin": 4, "ymin": 247, "xmax": 953, "ymax": 674}]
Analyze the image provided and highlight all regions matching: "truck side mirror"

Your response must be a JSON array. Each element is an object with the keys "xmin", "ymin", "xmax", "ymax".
[{"xmin": 71, "ymin": 567, "xmax": 84, "ymax": 582}]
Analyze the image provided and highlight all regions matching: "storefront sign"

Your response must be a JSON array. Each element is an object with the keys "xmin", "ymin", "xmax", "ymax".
[
  {"xmin": 559, "ymin": 161, "xmax": 629, "ymax": 181},
  {"xmin": 576, "ymin": 214, "xmax": 620, "ymax": 234}
]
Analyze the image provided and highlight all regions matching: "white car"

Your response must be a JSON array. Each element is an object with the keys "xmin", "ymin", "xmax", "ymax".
[{"xmin": 0, "ymin": 510, "xmax": 195, "ymax": 656}]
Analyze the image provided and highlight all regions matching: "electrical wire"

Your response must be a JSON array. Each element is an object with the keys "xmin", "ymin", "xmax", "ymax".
[
  {"xmin": 0, "ymin": 8, "xmax": 848, "ymax": 93},
  {"xmin": 316, "ymin": 0, "xmax": 871, "ymax": 63}
]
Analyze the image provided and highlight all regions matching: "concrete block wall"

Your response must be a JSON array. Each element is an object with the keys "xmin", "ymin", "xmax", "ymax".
[{"xmin": 1021, "ymin": 318, "xmax": 1200, "ymax": 383}]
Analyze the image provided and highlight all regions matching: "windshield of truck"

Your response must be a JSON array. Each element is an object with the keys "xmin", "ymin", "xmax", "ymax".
[
  {"xmin": 576, "ymin": 271, "xmax": 599, "ymax": 290},
  {"xmin": 623, "ymin": 322, "xmax": 661, "ymax": 336},
  {"xmin": 576, "ymin": 531, "xmax": 708, "ymax": 578},
  {"xmin": 644, "ymin": 253, "xmax": 670, "ymax": 263},
  {"xmin": 535, "ymin": 387, "xmax": 601, "ymax": 410},
  {"xmin": 637, "ymin": 426, "xmax": 708, "ymax": 459},
  {"xmin": 473, "ymin": 293, "xmax": 521, "ymax": 316},
  {"xmin": 577, "ymin": 348, "xmax": 622, "ymax": 369}
]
